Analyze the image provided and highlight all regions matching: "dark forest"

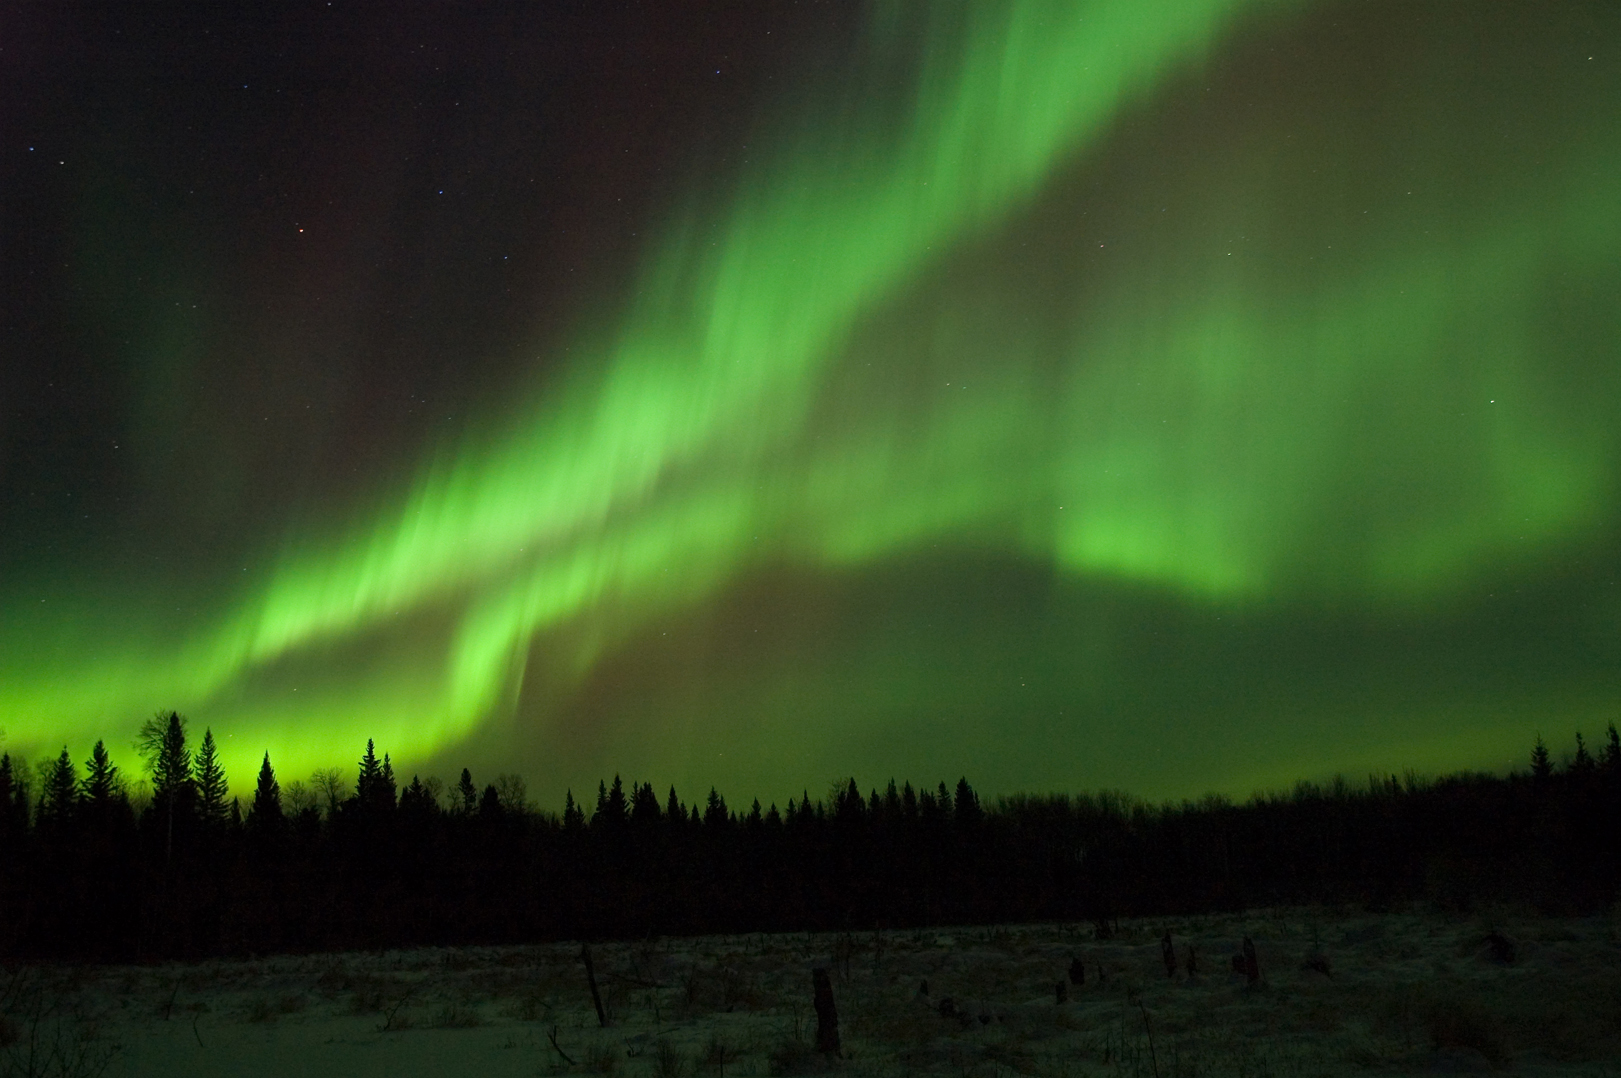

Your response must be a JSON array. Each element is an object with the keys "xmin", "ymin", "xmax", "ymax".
[{"xmin": 1, "ymin": 718, "xmax": 1617, "ymax": 964}]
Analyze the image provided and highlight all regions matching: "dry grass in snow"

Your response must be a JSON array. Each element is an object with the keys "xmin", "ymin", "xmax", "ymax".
[{"xmin": 5, "ymin": 905, "xmax": 1621, "ymax": 1077}]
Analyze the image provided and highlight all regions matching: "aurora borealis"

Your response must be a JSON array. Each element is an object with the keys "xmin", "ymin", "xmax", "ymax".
[{"xmin": 3, "ymin": 1, "xmax": 1618, "ymax": 805}]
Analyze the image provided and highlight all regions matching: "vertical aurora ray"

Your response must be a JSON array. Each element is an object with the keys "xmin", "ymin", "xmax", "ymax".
[{"xmin": 3, "ymin": 0, "xmax": 1618, "ymax": 798}]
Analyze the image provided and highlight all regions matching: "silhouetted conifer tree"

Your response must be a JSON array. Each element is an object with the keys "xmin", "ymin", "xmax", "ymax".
[
  {"xmin": 902, "ymin": 781, "xmax": 918, "ymax": 820},
  {"xmin": 954, "ymin": 777, "xmax": 981, "ymax": 826},
  {"xmin": 80, "ymin": 745, "xmax": 117, "ymax": 804},
  {"xmin": 400, "ymin": 775, "xmax": 432, "ymax": 814},
  {"xmin": 479, "ymin": 783, "xmax": 502, "ymax": 818},
  {"xmin": 144, "ymin": 710, "xmax": 193, "ymax": 864},
  {"xmin": 630, "ymin": 781, "xmax": 660, "ymax": 825},
  {"xmin": 604, "ymin": 775, "xmax": 628, "ymax": 828},
  {"xmin": 563, "ymin": 789, "xmax": 585, "ymax": 832},
  {"xmin": 0, "ymin": 752, "xmax": 17, "ymax": 845},
  {"xmin": 458, "ymin": 768, "xmax": 478, "ymax": 814},
  {"xmin": 1531, "ymin": 735, "xmax": 1552, "ymax": 784},
  {"xmin": 704, "ymin": 787, "xmax": 729, "ymax": 829},
  {"xmin": 40, "ymin": 747, "xmax": 77, "ymax": 830},
  {"xmin": 356, "ymin": 739, "xmax": 383, "ymax": 807},
  {"xmin": 1572, "ymin": 732, "xmax": 1595, "ymax": 776},
  {"xmin": 1606, "ymin": 723, "xmax": 1621, "ymax": 771},
  {"xmin": 195, "ymin": 728, "xmax": 229, "ymax": 829},
  {"xmin": 379, "ymin": 753, "xmax": 398, "ymax": 810},
  {"xmin": 249, "ymin": 753, "xmax": 283, "ymax": 835},
  {"xmin": 665, "ymin": 785, "xmax": 683, "ymax": 824},
  {"xmin": 834, "ymin": 779, "xmax": 863, "ymax": 825},
  {"xmin": 81, "ymin": 740, "xmax": 120, "ymax": 810}
]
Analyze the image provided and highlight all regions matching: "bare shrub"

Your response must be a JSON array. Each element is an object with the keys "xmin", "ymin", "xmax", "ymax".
[
  {"xmin": 586, "ymin": 1037, "xmax": 620, "ymax": 1076},
  {"xmin": 701, "ymin": 1033, "xmax": 738, "ymax": 1073},
  {"xmin": 649, "ymin": 1038, "xmax": 687, "ymax": 1078},
  {"xmin": 0, "ymin": 970, "xmax": 120, "ymax": 1078},
  {"xmin": 430, "ymin": 1002, "xmax": 481, "ymax": 1029},
  {"xmin": 244, "ymin": 994, "xmax": 305, "ymax": 1023}
]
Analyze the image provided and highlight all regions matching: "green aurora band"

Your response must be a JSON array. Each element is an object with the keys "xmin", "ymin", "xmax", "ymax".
[{"xmin": 4, "ymin": 0, "xmax": 1619, "ymax": 801}]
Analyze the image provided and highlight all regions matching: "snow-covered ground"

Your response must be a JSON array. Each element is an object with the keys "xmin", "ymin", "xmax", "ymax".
[{"xmin": 6, "ymin": 906, "xmax": 1620, "ymax": 1077}]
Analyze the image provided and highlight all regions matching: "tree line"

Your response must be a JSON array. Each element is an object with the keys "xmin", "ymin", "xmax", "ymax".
[{"xmin": 0, "ymin": 716, "xmax": 1617, "ymax": 963}]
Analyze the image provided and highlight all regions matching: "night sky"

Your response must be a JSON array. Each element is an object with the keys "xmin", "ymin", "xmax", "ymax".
[{"xmin": 3, "ymin": 1, "xmax": 1618, "ymax": 806}]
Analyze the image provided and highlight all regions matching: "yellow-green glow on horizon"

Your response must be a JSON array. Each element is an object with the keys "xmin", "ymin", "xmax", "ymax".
[{"xmin": 3, "ymin": 0, "xmax": 1619, "ymax": 801}]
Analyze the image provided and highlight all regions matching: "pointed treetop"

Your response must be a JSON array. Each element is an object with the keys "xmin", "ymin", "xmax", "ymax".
[
  {"xmin": 196, "ymin": 728, "xmax": 229, "ymax": 826},
  {"xmin": 252, "ymin": 752, "xmax": 283, "ymax": 822},
  {"xmin": 82, "ymin": 740, "xmax": 120, "ymax": 804},
  {"xmin": 1531, "ymin": 734, "xmax": 1552, "ymax": 782}
]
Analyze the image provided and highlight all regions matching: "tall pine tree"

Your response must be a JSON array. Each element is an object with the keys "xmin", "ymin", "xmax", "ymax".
[
  {"xmin": 144, "ymin": 711, "xmax": 193, "ymax": 864},
  {"xmin": 40, "ymin": 747, "xmax": 77, "ymax": 830},
  {"xmin": 356, "ymin": 739, "xmax": 382, "ymax": 808},
  {"xmin": 1573, "ymin": 732, "xmax": 1596, "ymax": 776},
  {"xmin": 1531, "ymin": 735, "xmax": 1552, "ymax": 784},
  {"xmin": 195, "ymin": 728, "xmax": 230, "ymax": 829},
  {"xmin": 378, "ymin": 753, "xmax": 397, "ymax": 811},
  {"xmin": 249, "ymin": 752, "xmax": 283, "ymax": 833},
  {"xmin": 0, "ymin": 752, "xmax": 16, "ymax": 848},
  {"xmin": 81, "ymin": 740, "xmax": 119, "ymax": 806}
]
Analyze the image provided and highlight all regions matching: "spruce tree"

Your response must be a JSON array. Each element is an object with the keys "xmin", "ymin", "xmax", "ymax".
[
  {"xmin": 1531, "ymin": 735, "xmax": 1552, "ymax": 784},
  {"xmin": 146, "ymin": 711, "xmax": 193, "ymax": 864},
  {"xmin": 378, "ymin": 753, "xmax": 398, "ymax": 810},
  {"xmin": 563, "ymin": 789, "xmax": 585, "ymax": 832},
  {"xmin": 703, "ymin": 788, "xmax": 728, "ymax": 829},
  {"xmin": 1573, "ymin": 732, "xmax": 1595, "ymax": 776},
  {"xmin": 1606, "ymin": 723, "xmax": 1621, "ymax": 772},
  {"xmin": 81, "ymin": 740, "xmax": 119, "ymax": 807},
  {"xmin": 195, "ymin": 728, "xmax": 230, "ymax": 829},
  {"xmin": 0, "ymin": 752, "xmax": 14, "ymax": 846},
  {"xmin": 356, "ymin": 739, "xmax": 382, "ymax": 806},
  {"xmin": 630, "ymin": 781, "xmax": 660, "ymax": 825},
  {"xmin": 401, "ymin": 775, "xmax": 430, "ymax": 814},
  {"xmin": 479, "ymin": 783, "xmax": 502, "ymax": 818},
  {"xmin": 604, "ymin": 775, "xmax": 628, "ymax": 828},
  {"xmin": 458, "ymin": 768, "xmax": 478, "ymax": 814},
  {"xmin": 41, "ymin": 746, "xmax": 77, "ymax": 829},
  {"xmin": 954, "ymin": 777, "xmax": 982, "ymax": 826},
  {"xmin": 250, "ymin": 752, "xmax": 283, "ymax": 828},
  {"xmin": 833, "ymin": 778, "xmax": 862, "ymax": 825},
  {"xmin": 0, "ymin": 752, "xmax": 29, "ymax": 834},
  {"xmin": 665, "ymin": 785, "xmax": 682, "ymax": 822}
]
